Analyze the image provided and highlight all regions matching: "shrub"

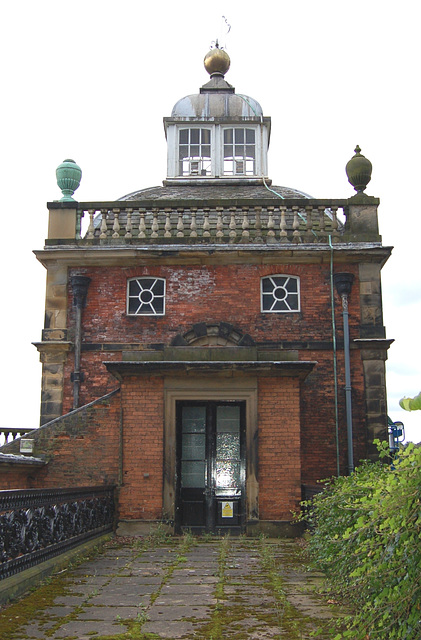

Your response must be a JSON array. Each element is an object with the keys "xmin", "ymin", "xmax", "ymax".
[{"xmin": 304, "ymin": 441, "xmax": 421, "ymax": 640}]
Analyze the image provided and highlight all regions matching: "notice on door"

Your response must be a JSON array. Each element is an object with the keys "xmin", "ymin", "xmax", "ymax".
[{"xmin": 221, "ymin": 501, "xmax": 234, "ymax": 518}]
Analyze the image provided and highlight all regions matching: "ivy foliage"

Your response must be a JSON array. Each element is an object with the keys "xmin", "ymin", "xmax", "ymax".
[{"xmin": 304, "ymin": 441, "xmax": 421, "ymax": 640}]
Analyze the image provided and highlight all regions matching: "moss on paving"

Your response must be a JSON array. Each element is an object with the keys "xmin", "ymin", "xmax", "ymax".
[{"xmin": 0, "ymin": 533, "xmax": 340, "ymax": 640}]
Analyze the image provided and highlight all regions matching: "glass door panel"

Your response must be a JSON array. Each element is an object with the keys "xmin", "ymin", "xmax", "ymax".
[{"xmin": 176, "ymin": 401, "xmax": 245, "ymax": 534}]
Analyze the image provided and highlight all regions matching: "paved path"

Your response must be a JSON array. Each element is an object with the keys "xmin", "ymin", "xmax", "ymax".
[{"xmin": 0, "ymin": 535, "xmax": 343, "ymax": 639}]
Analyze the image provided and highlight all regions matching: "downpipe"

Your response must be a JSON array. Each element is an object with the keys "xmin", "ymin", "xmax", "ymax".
[
  {"xmin": 334, "ymin": 273, "xmax": 355, "ymax": 474},
  {"xmin": 70, "ymin": 275, "xmax": 91, "ymax": 409}
]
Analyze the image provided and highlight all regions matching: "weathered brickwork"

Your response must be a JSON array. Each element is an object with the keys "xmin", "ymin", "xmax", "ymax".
[
  {"xmin": 67, "ymin": 263, "xmax": 361, "ymax": 349},
  {"xmin": 258, "ymin": 377, "xmax": 301, "ymax": 520},
  {"xmin": 300, "ymin": 349, "xmax": 367, "ymax": 484},
  {"xmin": 119, "ymin": 376, "xmax": 164, "ymax": 520},
  {"xmin": 62, "ymin": 262, "xmax": 361, "ymax": 406},
  {"xmin": 0, "ymin": 392, "xmax": 121, "ymax": 491}
]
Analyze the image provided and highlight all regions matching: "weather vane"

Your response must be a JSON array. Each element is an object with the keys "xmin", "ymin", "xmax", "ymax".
[
  {"xmin": 210, "ymin": 15, "xmax": 231, "ymax": 50},
  {"xmin": 222, "ymin": 15, "xmax": 231, "ymax": 34}
]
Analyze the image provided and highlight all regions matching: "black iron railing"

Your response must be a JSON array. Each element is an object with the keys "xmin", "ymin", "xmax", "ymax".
[{"xmin": 0, "ymin": 486, "xmax": 115, "ymax": 580}]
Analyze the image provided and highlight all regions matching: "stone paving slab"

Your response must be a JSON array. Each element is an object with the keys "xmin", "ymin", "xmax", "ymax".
[
  {"xmin": 76, "ymin": 605, "xmax": 141, "ymax": 620},
  {"xmin": 141, "ymin": 619, "xmax": 198, "ymax": 638},
  {"xmin": 53, "ymin": 619, "xmax": 124, "ymax": 638},
  {"xmin": 0, "ymin": 537, "xmax": 345, "ymax": 639}
]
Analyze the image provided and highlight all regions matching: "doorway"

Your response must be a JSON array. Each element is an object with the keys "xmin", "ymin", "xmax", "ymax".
[{"xmin": 176, "ymin": 400, "xmax": 246, "ymax": 534}]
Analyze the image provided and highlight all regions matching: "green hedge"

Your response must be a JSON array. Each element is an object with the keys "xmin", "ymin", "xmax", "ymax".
[{"xmin": 304, "ymin": 442, "xmax": 421, "ymax": 640}]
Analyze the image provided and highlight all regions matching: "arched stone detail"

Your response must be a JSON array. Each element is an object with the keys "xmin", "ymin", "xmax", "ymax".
[{"xmin": 171, "ymin": 322, "xmax": 255, "ymax": 347}]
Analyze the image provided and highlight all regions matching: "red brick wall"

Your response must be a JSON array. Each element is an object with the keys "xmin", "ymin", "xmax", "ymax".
[
  {"xmin": 62, "ymin": 351, "xmax": 120, "ymax": 415},
  {"xmin": 60, "ymin": 261, "xmax": 367, "ymax": 494},
  {"xmin": 118, "ymin": 376, "xmax": 164, "ymax": 520},
  {"xmin": 0, "ymin": 469, "xmax": 34, "ymax": 490},
  {"xmin": 63, "ymin": 263, "xmax": 361, "ymax": 408},
  {"xmin": 0, "ymin": 392, "xmax": 121, "ymax": 491},
  {"xmin": 300, "ymin": 348, "xmax": 366, "ymax": 484},
  {"xmin": 68, "ymin": 263, "xmax": 361, "ymax": 346},
  {"xmin": 258, "ymin": 377, "xmax": 301, "ymax": 520},
  {"xmin": 28, "ymin": 260, "xmax": 367, "ymax": 520}
]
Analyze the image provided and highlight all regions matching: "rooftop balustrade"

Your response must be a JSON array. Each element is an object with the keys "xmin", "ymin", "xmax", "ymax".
[
  {"xmin": 81, "ymin": 201, "xmax": 344, "ymax": 244},
  {"xmin": 46, "ymin": 199, "xmax": 363, "ymax": 246}
]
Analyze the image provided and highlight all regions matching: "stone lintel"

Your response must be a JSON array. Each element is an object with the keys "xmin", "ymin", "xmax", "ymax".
[
  {"xmin": 105, "ymin": 360, "xmax": 316, "ymax": 381},
  {"xmin": 122, "ymin": 347, "xmax": 299, "ymax": 363}
]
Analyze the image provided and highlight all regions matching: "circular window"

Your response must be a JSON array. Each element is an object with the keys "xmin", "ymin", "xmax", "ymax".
[
  {"xmin": 261, "ymin": 275, "xmax": 300, "ymax": 312},
  {"xmin": 139, "ymin": 290, "xmax": 154, "ymax": 304},
  {"xmin": 273, "ymin": 286, "xmax": 287, "ymax": 301},
  {"xmin": 127, "ymin": 277, "xmax": 165, "ymax": 315}
]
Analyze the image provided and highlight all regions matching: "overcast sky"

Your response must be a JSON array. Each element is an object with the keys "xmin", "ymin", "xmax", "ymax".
[{"xmin": 1, "ymin": 0, "xmax": 420, "ymax": 444}]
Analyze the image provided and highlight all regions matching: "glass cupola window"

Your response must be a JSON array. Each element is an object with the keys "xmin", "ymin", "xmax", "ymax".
[
  {"xmin": 164, "ymin": 46, "xmax": 270, "ymax": 183},
  {"xmin": 166, "ymin": 123, "xmax": 266, "ymax": 180},
  {"xmin": 179, "ymin": 128, "xmax": 211, "ymax": 176},
  {"xmin": 223, "ymin": 128, "xmax": 256, "ymax": 176}
]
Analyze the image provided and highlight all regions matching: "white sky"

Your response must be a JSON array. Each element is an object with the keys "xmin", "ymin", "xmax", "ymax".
[{"xmin": 0, "ymin": 0, "xmax": 420, "ymax": 444}]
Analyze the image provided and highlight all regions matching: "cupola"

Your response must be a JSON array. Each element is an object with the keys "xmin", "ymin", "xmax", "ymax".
[{"xmin": 163, "ymin": 44, "xmax": 271, "ymax": 185}]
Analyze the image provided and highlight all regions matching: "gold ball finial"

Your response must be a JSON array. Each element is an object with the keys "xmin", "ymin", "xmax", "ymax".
[{"xmin": 204, "ymin": 42, "xmax": 230, "ymax": 76}]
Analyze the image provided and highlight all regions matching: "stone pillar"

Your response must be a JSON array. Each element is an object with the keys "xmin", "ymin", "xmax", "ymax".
[
  {"xmin": 344, "ymin": 195, "xmax": 381, "ymax": 243},
  {"xmin": 356, "ymin": 259, "xmax": 392, "ymax": 459},
  {"xmin": 34, "ymin": 343, "xmax": 71, "ymax": 425},
  {"xmin": 47, "ymin": 203, "xmax": 77, "ymax": 240},
  {"xmin": 359, "ymin": 346, "xmax": 389, "ymax": 460},
  {"xmin": 33, "ymin": 263, "xmax": 71, "ymax": 425}
]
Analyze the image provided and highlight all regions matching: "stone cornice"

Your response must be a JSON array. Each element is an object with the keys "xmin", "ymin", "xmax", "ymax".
[
  {"xmin": 104, "ymin": 360, "xmax": 317, "ymax": 381},
  {"xmin": 34, "ymin": 244, "xmax": 393, "ymax": 268}
]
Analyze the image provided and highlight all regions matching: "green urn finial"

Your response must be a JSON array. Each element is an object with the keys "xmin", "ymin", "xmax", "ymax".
[
  {"xmin": 346, "ymin": 145, "xmax": 372, "ymax": 193},
  {"xmin": 56, "ymin": 159, "xmax": 82, "ymax": 202}
]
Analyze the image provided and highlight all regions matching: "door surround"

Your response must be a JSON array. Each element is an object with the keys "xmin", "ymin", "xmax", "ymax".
[{"xmin": 163, "ymin": 377, "xmax": 258, "ymax": 529}]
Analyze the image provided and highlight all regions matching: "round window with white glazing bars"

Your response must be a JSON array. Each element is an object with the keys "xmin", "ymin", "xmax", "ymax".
[
  {"xmin": 127, "ymin": 277, "xmax": 166, "ymax": 316},
  {"xmin": 261, "ymin": 275, "xmax": 300, "ymax": 312}
]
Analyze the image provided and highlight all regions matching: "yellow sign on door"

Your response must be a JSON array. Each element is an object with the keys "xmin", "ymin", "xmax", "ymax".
[{"xmin": 222, "ymin": 501, "xmax": 234, "ymax": 518}]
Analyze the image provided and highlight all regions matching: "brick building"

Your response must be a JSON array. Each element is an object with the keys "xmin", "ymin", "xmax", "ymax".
[{"xmin": 0, "ymin": 46, "xmax": 392, "ymax": 535}]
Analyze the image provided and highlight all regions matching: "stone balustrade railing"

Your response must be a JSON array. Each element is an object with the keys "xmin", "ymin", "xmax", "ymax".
[
  {"xmin": 0, "ymin": 428, "xmax": 32, "ymax": 447},
  {"xmin": 69, "ymin": 199, "xmax": 348, "ymax": 245}
]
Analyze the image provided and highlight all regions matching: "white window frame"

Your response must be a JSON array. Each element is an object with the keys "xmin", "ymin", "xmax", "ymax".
[
  {"xmin": 261, "ymin": 275, "xmax": 300, "ymax": 313},
  {"xmin": 177, "ymin": 126, "xmax": 214, "ymax": 177},
  {"xmin": 127, "ymin": 277, "xmax": 166, "ymax": 316},
  {"xmin": 221, "ymin": 126, "xmax": 258, "ymax": 176},
  {"xmin": 167, "ymin": 123, "xmax": 265, "ymax": 179}
]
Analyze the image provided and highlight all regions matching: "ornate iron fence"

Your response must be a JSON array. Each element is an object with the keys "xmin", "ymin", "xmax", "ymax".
[{"xmin": 0, "ymin": 486, "xmax": 115, "ymax": 580}]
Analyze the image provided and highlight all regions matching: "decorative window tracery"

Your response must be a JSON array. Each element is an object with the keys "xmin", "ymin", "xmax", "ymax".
[
  {"xmin": 261, "ymin": 275, "xmax": 300, "ymax": 313},
  {"xmin": 127, "ymin": 277, "xmax": 166, "ymax": 316}
]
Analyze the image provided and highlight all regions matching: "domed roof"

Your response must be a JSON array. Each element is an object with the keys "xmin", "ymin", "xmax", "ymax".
[
  {"xmin": 171, "ymin": 93, "xmax": 263, "ymax": 119},
  {"xmin": 170, "ymin": 44, "xmax": 263, "ymax": 120},
  {"xmin": 119, "ymin": 184, "xmax": 312, "ymax": 202}
]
